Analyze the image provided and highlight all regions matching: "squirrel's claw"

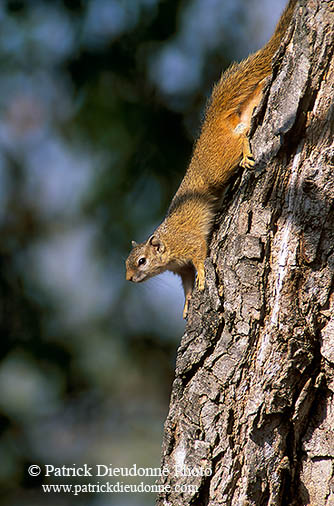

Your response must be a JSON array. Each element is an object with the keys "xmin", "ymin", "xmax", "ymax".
[
  {"xmin": 240, "ymin": 135, "xmax": 256, "ymax": 169},
  {"xmin": 240, "ymin": 154, "xmax": 255, "ymax": 169}
]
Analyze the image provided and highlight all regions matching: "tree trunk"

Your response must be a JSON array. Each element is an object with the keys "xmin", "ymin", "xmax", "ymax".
[{"xmin": 157, "ymin": 1, "xmax": 334, "ymax": 505}]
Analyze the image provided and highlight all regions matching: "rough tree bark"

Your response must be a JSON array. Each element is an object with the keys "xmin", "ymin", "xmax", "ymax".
[{"xmin": 157, "ymin": 1, "xmax": 334, "ymax": 505}]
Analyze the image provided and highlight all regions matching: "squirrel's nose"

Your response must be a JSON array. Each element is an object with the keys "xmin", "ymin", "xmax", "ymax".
[{"xmin": 126, "ymin": 272, "xmax": 133, "ymax": 282}]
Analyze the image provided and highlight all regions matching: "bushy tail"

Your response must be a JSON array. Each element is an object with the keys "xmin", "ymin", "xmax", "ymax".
[
  {"xmin": 210, "ymin": 0, "xmax": 297, "ymax": 116},
  {"xmin": 262, "ymin": 0, "xmax": 297, "ymax": 63}
]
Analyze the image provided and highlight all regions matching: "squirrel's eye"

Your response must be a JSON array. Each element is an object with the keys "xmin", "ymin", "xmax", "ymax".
[{"xmin": 138, "ymin": 257, "xmax": 146, "ymax": 267}]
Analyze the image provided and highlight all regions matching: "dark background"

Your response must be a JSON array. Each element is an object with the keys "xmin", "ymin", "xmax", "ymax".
[{"xmin": 0, "ymin": 0, "xmax": 284, "ymax": 504}]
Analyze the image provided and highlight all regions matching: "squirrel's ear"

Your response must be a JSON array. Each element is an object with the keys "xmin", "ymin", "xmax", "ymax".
[
  {"xmin": 131, "ymin": 240, "xmax": 138, "ymax": 248},
  {"xmin": 148, "ymin": 235, "xmax": 165, "ymax": 253}
]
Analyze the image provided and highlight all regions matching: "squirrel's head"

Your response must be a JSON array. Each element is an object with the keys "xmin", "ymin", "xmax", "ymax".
[{"xmin": 125, "ymin": 234, "xmax": 167, "ymax": 283}]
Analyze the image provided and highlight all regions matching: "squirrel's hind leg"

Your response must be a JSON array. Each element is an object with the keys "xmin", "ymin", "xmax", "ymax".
[
  {"xmin": 238, "ymin": 79, "xmax": 266, "ymax": 169},
  {"xmin": 240, "ymin": 136, "xmax": 255, "ymax": 169}
]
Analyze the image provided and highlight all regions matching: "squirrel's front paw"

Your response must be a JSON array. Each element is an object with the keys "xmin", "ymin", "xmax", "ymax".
[{"xmin": 196, "ymin": 268, "xmax": 205, "ymax": 291}]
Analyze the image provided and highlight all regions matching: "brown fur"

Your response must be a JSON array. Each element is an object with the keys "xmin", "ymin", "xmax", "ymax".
[{"xmin": 126, "ymin": 0, "xmax": 297, "ymax": 318}]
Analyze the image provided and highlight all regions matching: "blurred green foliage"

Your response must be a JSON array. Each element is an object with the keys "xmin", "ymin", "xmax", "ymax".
[{"xmin": 0, "ymin": 0, "xmax": 283, "ymax": 504}]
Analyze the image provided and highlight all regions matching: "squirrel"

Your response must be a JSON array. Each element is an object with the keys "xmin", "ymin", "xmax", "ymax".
[{"xmin": 126, "ymin": 0, "xmax": 296, "ymax": 319}]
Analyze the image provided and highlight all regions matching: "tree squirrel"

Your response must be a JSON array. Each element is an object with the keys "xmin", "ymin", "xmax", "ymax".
[{"xmin": 126, "ymin": 0, "xmax": 296, "ymax": 318}]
